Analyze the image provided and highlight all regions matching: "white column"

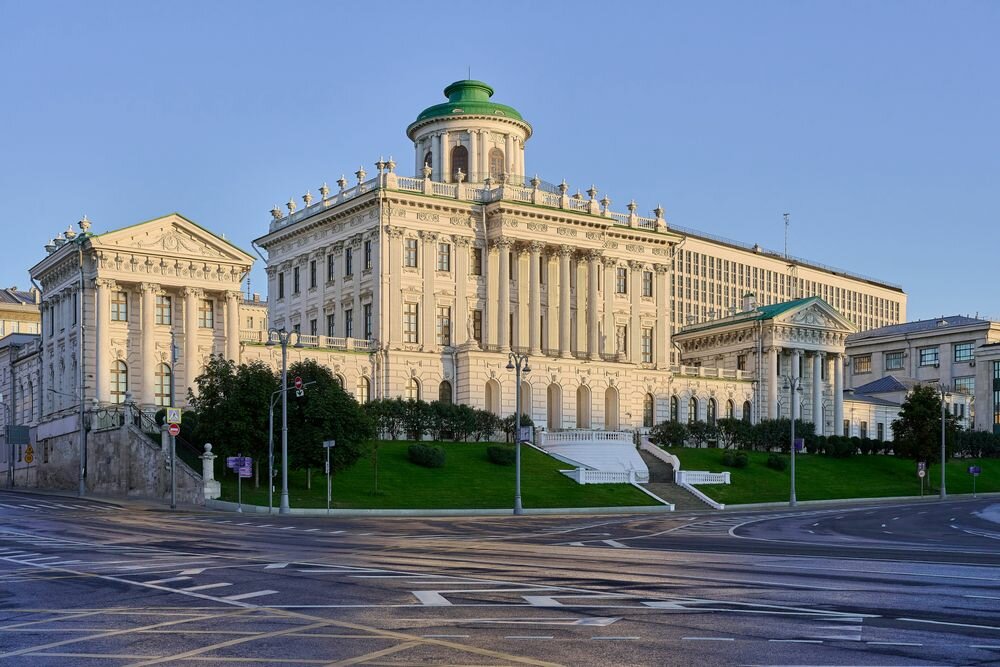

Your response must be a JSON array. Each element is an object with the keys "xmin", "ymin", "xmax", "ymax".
[
  {"xmin": 834, "ymin": 353, "xmax": 845, "ymax": 435},
  {"xmin": 432, "ymin": 133, "xmax": 442, "ymax": 181},
  {"xmin": 497, "ymin": 239, "xmax": 511, "ymax": 350},
  {"xmin": 454, "ymin": 236, "xmax": 470, "ymax": 345},
  {"xmin": 485, "ymin": 243, "xmax": 498, "ymax": 347},
  {"xmin": 225, "ymin": 291, "xmax": 240, "ymax": 362},
  {"xmin": 387, "ymin": 227, "xmax": 403, "ymax": 346},
  {"xmin": 420, "ymin": 231, "xmax": 438, "ymax": 351},
  {"xmin": 602, "ymin": 257, "xmax": 615, "ymax": 356},
  {"xmin": 812, "ymin": 352, "xmax": 823, "ymax": 433},
  {"xmin": 518, "ymin": 138, "xmax": 526, "ymax": 179},
  {"xmin": 440, "ymin": 130, "xmax": 450, "ymax": 182},
  {"xmin": 587, "ymin": 251, "xmax": 601, "ymax": 360},
  {"xmin": 183, "ymin": 287, "xmax": 201, "ymax": 394},
  {"xmin": 94, "ymin": 279, "xmax": 112, "ymax": 403},
  {"xmin": 469, "ymin": 130, "xmax": 479, "ymax": 181},
  {"xmin": 629, "ymin": 261, "xmax": 642, "ymax": 362},
  {"xmin": 558, "ymin": 245, "xmax": 571, "ymax": 358},
  {"xmin": 505, "ymin": 134, "xmax": 514, "ymax": 177},
  {"xmin": 790, "ymin": 348, "xmax": 801, "ymax": 423},
  {"xmin": 478, "ymin": 130, "xmax": 488, "ymax": 179},
  {"xmin": 528, "ymin": 242, "xmax": 542, "ymax": 355},
  {"xmin": 140, "ymin": 283, "xmax": 158, "ymax": 406},
  {"xmin": 654, "ymin": 264, "xmax": 669, "ymax": 369},
  {"xmin": 767, "ymin": 346, "xmax": 778, "ymax": 419}
]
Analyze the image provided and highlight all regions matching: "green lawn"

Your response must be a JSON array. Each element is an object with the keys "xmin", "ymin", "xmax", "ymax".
[
  {"xmin": 667, "ymin": 447, "xmax": 1000, "ymax": 505},
  {"xmin": 218, "ymin": 441, "xmax": 659, "ymax": 509}
]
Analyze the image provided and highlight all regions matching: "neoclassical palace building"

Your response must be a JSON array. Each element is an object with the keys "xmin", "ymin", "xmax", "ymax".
[{"xmin": 253, "ymin": 80, "xmax": 905, "ymax": 433}]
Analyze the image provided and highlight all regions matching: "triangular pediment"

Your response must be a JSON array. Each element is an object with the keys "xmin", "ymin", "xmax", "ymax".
[
  {"xmin": 91, "ymin": 213, "xmax": 254, "ymax": 265},
  {"xmin": 773, "ymin": 298, "xmax": 856, "ymax": 333}
]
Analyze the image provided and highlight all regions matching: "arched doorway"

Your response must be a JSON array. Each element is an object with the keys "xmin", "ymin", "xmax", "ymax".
[
  {"xmin": 485, "ymin": 379, "xmax": 501, "ymax": 415},
  {"xmin": 438, "ymin": 380, "xmax": 453, "ymax": 404},
  {"xmin": 707, "ymin": 398, "xmax": 717, "ymax": 426},
  {"xmin": 520, "ymin": 381, "xmax": 532, "ymax": 422},
  {"xmin": 643, "ymin": 393, "xmax": 655, "ymax": 427},
  {"xmin": 670, "ymin": 395, "xmax": 679, "ymax": 422},
  {"xmin": 742, "ymin": 400, "xmax": 752, "ymax": 423},
  {"xmin": 688, "ymin": 396, "xmax": 699, "ymax": 424},
  {"xmin": 726, "ymin": 399, "xmax": 736, "ymax": 420},
  {"xmin": 576, "ymin": 384, "xmax": 592, "ymax": 428},
  {"xmin": 547, "ymin": 383, "xmax": 562, "ymax": 431},
  {"xmin": 451, "ymin": 145, "xmax": 468, "ymax": 181},
  {"xmin": 604, "ymin": 386, "xmax": 619, "ymax": 430}
]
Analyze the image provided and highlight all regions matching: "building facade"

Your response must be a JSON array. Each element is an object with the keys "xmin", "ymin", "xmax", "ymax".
[
  {"xmin": 254, "ymin": 80, "xmax": 906, "ymax": 431},
  {"xmin": 0, "ymin": 287, "xmax": 41, "ymax": 337}
]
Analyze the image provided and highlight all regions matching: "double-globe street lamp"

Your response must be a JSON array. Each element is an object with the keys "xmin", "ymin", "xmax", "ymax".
[
  {"xmin": 265, "ymin": 327, "xmax": 302, "ymax": 514},
  {"xmin": 934, "ymin": 381, "xmax": 951, "ymax": 500},
  {"xmin": 506, "ymin": 351, "xmax": 531, "ymax": 516},
  {"xmin": 783, "ymin": 375, "xmax": 803, "ymax": 507}
]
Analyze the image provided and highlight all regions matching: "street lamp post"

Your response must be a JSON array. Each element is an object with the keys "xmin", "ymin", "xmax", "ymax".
[
  {"xmin": 938, "ymin": 384, "xmax": 948, "ymax": 500},
  {"xmin": 266, "ymin": 328, "xmax": 302, "ymax": 514},
  {"xmin": 506, "ymin": 351, "xmax": 531, "ymax": 516},
  {"xmin": 784, "ymin": 375, "xmax": 803, "ymax": 507}
]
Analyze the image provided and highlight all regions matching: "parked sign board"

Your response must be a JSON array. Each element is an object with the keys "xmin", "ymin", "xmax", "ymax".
[{"xmin": 968, "ymin": 465, "xmax": 981, "ymax": 476}]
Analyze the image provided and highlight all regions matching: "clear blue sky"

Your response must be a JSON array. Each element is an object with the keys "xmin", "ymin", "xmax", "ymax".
[{"xmin": 2, "ymin": 1, "xmax": 996, "ymax": 322}]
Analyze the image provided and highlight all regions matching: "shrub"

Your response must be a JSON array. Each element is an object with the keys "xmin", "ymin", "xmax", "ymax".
[
  {"xmin": 767, "ymin": 453, "xmax": 788, "ymax": 471},
  {"xmin": 722, "ymin": 450, "xmax": 749, "ymax": 468},
  {"xmin": 487, "ymin": 445, "xmax": 516, "ymax": 466},
  {"xmin": 649, "ymin": 420, "xmax": 688, "ymax": 448},
  {"xmin": 407, "ymin": 443, "xmax": 445, "ymax": 468}
]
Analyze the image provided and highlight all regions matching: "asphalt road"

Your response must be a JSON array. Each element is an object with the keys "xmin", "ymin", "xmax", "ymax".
[{"xmin": 1, "ymin": 490, "xmax": 999, "ymax": 666}]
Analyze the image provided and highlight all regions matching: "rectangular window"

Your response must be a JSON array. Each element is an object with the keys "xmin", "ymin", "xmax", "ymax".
[
  {"xmin": 344, "ymin": 308, "xmax": 353, "ymax": 338},
  {"xmin": 471, "ymin": 247, "xmax": 483, "ymax": 276},
  {"xmin": 642, "ymin": 271, "xmax": 653, "ymax": 297},
  {"xmin": 293, "ymin": 267, "xmax": 300, "ymax": 294},
  {"xmin": 844, "ymin": 420, "xmax": 851, "ymax": 436},
  {"xmin": 278, "ymin": 273, "xmax": 285, "ymax": 299},
  {"xmin": 954, "ymin": 376, "xmax": 975, "ymax": 395},
  {"xmin": 155, "ymin": 295, "xmax": 172, "ymax": 325},
  {"xmin": 737, "ymin": 354, "xmax": 747, "ymax": 371},
  {"xmin": 853, "ymin": 354, "xmax": 872, "ymax": 374},
  {"xmin": 473, "ymin": 309, "xmax": 483, "ymax": 344},
  {"xmin": 615, "ymin": 267, "xmax": 628, "ymax": 294},
  {"xmin": 246, "ymin": 317, "xmax": 253, "ymax": 328},
  {"xmin": 72, "ymin": 293, "xmax": 78, "ymax": 325},
  {"xmin": 364, "ymin": 240, "xmax": 373, "ymax": 270},
  {"xmin": 404, "ymin": 238, "xmax": 418, "ymax": 268},
  {"xmin": 309, "ymin": 318, "xmax": 317, "ymax": 336},
  {"xmin": 885, "ymin": 350, "xmax": 905, "ymax": 371},
  {"xmin": 327, "ymin": 254, "xmax": 335, "ymax": 282},
  {"xmin": 309, "ymin": 260, "xmax": 316, "ymax": 289},
  {"xmin": 919, "ymin": 346, "xmax": 939, "ymax": 366},
  {"xmin": 111, "ymin": 291, "xmax": 128, "ymax": 321},
  {"xmin": 641, "ymin": 328, "xmax": 653, "ymax": 363},
  {"xmin": 345, "ymin": 248, "xmax": 353, "ymax": 276},
  {"xmin": 877, "ymin": 423, "xmax": 884, "ymax": 441},
  {"xmin": 363, "ymin": 304, "xmax": 372, "ymax": 340},
  {"xmin": 539, "ymin": 256, "xmax": 545, "ymax": 284},
  {"xmin": 436, "ymin": 306, "xmax": 452, "ymax": 346},
  {"xmin": 954, "ymin": 341, "xmax": 975, "ymax": 363},
  {"xmin": 198, "ymin": 299, "xmax": 214, "ymax": 328},
  {"xmin": 437, "ymin": 242, "xmax": 451, "ymax": 272},
  {"xmin": 403, "ymin": 303, "xmax": 419, "ymax": 343},
  {"xmin": 326, "ymin": 313, "xmax": 335, "ymax": 337},
  {"xmin": 860, "ymin": 421, "xmax": 868, "ymax": 439}
]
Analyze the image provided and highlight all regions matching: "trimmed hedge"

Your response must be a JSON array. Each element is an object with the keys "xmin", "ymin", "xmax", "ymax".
[
  {"xmin": 722, "ymin": 450, "xmax": 749, "ymax": 468},
  {"xmin": 407, "ymin": 444, "xmax": 446, "ymax": 468},
  {"xmin": 767, "ymin": 453, "xmax": 788, "ymax": 471},
  {"xmin": 487, "ymin": 445, "xmax": 516, "ymax": 466}
]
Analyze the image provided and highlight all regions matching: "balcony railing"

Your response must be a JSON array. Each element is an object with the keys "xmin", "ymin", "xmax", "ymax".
[{"xmin": 240, "ymin": 330, "xmax": 376, "ymax": 353}]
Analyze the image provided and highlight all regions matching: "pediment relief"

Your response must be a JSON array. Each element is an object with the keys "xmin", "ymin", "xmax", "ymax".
[
  {"xmin": 94, "ymin": 215, "xmax": 253, "ymax": 266},
  {"xmin": 775, "ymin": 301, "xmax": 856, "ymax": 333}
]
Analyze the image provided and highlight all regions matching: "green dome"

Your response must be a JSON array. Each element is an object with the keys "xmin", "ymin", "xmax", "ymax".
[{"xmin": 407, "ymin": 80, "xmax": 530, "ymax": 136}]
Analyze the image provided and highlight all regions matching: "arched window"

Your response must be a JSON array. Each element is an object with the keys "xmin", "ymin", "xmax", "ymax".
[
  {"xmin": 485, "ymin": 379, "xmax": 501, "ymax": 415},
  {"xmin": 423, "ymin": 151, "xmax": 432, "ymax": 171},
  {"xmin": 333, "ymin": 374, "xmax": 345, "ymax": 389},
  {"xmin": 604, "ymin": 386, "xmax": 619, "ymax": 430},
  {"xmin": 547, "ymin": 383, "xmax": 562, "ymax": 431},
  {"xmin": 743, "ymin": 400, "xmax": 752, "ymax": 423},
  {"xmin": 154, "ymin": 363, "xmax": 171, "ymax": 407},
  {"xmin": 438, "ymin": 380, "xmax": 453, "ymax": 404},
  {"xmin": 357, "ymin": 376, "xmax": 370, "ymax": 403},
  {"xmin": 111, "ymin": 361, "xmax": 128, "ymax": 404},
  {"xmin": 405, "ymin": 378, "xmax": 420, "ymax": 401},
  {"xmin": 643, "ymin": 393, "xmax": 655, "ymax": 428},
  {"xmin": 451, "ymin": 145, "xmax": 468, "ymax": 181},
  {"xmin": 707, "ymin": 398, "xmax": 717, "ymax": 426},
  {"xmin": 670, "ymin": 395, "xmax": 679, "ymax": 422},
  {"xmin": 520, "ymin": 381, "xmax": 531, "ymax": 419},
  {"xmin": 576, "ymin": 384, "xmax": 592, "ymax": 429},
  {"xmin": 688, "ymin": 396, "xmax": 699, "ymax": 424},
  {"xmin": 726, "ymin": 399, "xmax": 736, "ymax": 420},
  {"xmin": 489, "ymin": 147, "xmax": 505, "ymax": 179}
]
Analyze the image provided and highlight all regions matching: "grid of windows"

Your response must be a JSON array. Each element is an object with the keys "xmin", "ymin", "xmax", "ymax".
[
  {"xmin": 877, "ymin": 422, "xmax": 885, "ymax": 441},
  {"xmin": 155, "ymin": 295, "xmax": 172, "ymax": 325},
  {"xmin": 615, "ymin": 267, "xmax": 628, "ymax": 294},
  {"xmin": 919, "ymin": 347, "xmax": 939, "ymax": 366},
  {"xmin": 641, "ymin": 271, "xmax": 653, "ymax": 297},
  {"xmin": 345, "ymin": 248, "xmax": 353, "ymax": 276},
  {"xmin": 403, "ymin": 303, "xmax": 419, "ymax": 343},
  {"xmin": 357, "ymin": 377, "xmax": 370, "ymax": 403},
  {"xmin": 327, "ymin": 255, "xmax": 335, "ymax": 281},
  {"xmin": 405, "ymin": 377, "xmax": 420, "ymax": 401},
  {"xmin": 326, "ymin": 313, "xmax": 335, "ymax": 337},
  {"xmin": 670, "ymin": 396, "xmax": 679, "ymax": 422},
  {"xmin": 344, "ymin": 309, "xmax": 353, "ymax": 338},
  {"xmin": 198, "ymin": 299, "xmax": 214, "ymax": 328},
  {"xmin": 472, "ymin": 309, "xmax": 483, "ymax": 345},
  {"xmin": 954, "ymin": 376, "xmax": 975, "ymax": 395},
  {"xmin": 641, "ymin": 328, "xmax": 653, "ymax": 363},
  {"xmin": 853, "ymin": 354, "xmax": 872, "ymax": 374},
  {"xmin": 885, "ymin": 350, "xmax": 905, "ymax": 371},
  {"xmin": 954, "ymin": 342, "xmax": 975, "ymax": 362},
  {"xmin": 471, "ymin": 247, "xmax": 483, "ymax": 276},
  {"xmin": 309, "ymin": 319, "xmax": 317, "ymax": 336},
  {"xmin": 293, "ymin": 267, "xmax": 300, "ymax": 294},
  {"xmin": 309, "ymin": 260, "xmax": 317, "ymax": 288},
  {"xmin": 278, "ymin": 273, "xmax": 285, "ymax": 298},
  {"xmin": 437, "ymin": 243, "xmax": 451, "ymax": 272},
  {"xmin": 364, "ymin": 240, "xmax": 373, "ymax": 270},
  {"xmin": 155, "ymin": 363, "xmax": 171, "ymax": 407},
  {"xmin": 111, "ymin": 291, "xmax": 128, "ymax": 321},
  {"xmin": 436, "ymin": 306, "xmax": 451, "ymax": 346},
  {"xmin": 994, "ymin": 361, "xmax": 1000, "ymax": 431},
  {"xmin": 404, "ymin": 238, "xmax": 418, "ymax": 267},
  {"xmin": 111, "ymin": 360, "xmax": 128, "ymax": 404},
  {"xmin": 363, "ymin": 304, "xmax": 372, "ymax": 340},
  {"xmin": 643, "ymin": 394, "xmax": 654, "ymax": 427}
]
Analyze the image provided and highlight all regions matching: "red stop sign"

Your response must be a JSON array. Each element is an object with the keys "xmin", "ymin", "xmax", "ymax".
[
  {"xmin": 168, "ymin": 423, "xmax": 181, "ymax": 437},
  {"xmin": 294, "ymin": 376, "xmax": 303, "ymax": 390}
]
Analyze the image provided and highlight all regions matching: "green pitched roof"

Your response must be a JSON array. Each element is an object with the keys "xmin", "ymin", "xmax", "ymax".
[
  {"xmin": 751, "ymin": 297, "xmax": 818, "ymax": 320},
  {"xmin": 676, "ymin": 297, "xmax": 832, "ymax": 336},
  {"xmin": 408, "ymin": 80, "xmax": 530, "ymax": 134}
]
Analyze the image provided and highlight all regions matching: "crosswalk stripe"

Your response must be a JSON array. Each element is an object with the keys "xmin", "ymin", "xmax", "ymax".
[
  {"xmin": 182, "ymin": 582, "xmax": 232, "ymax": 592},
  {"xmin": 223, "ymin": 589, "xmax": 278, "ymax": 601}
]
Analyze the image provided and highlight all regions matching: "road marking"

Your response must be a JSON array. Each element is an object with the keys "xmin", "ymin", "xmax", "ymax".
[
  {"xmin": 683, "ymin": 637, "xmax": 734, "ymax": 641},
  {"xmin": 328, "ymin": 530, "xmax": 345, "ymax": 534},
  {"xmin": 591, "ymin": 636, "xmax": 639, "ymax": 640},
  {"xmin": 505, "ymin": 635, "xmax": 553, "ymax": 640},
  {"xmin": 422, "ymin": 634, "xmax": 469, "ymax": 638},
  {"xmin": 146, "ymin": 576, "xmax": 192, "ymax": 585},
  {"xmin": 770, "ymin": 639, "xmax": 823, "ymax": 643},
  {"xmin": 179, "ymin": 569, "xmax": 206, "ymax": 576},
  {"xmin": 18, "ymin": 556, "xmax": 61, "ymax": 562},
  {"xmin": 264, "ymin": 563, "xmax": 289, "ymax": 569},
  {"xmin": 413, "ymin": 591, "xmax": 452, "ymax": 606},
  {"xmin": 222, "ymin": 589, "xmax": 278, "ymax": 601},
  {"xmin": 898, "ymin": 617, "xmax": 1000, "ymax": 631},
  {"xmin": 868, "ymin": 641, "xmax": 922, "ymax": 646},
  {"xmin": 182, "ymin": 582, "xmax": 233, "ymax": 592},
  {"xmin": 302, "ymin": 528, "xmax": 320, "ymax": 532},
  {"xmin": 255, "ymin": 524, "xmax": 273, "ymax": 528},
  {"xmin": 280, "ymin": 526, "xmax": 296, "ymax": 530},
  {"xmin": 970, "ymin": 645, "xmax": 1000, "ymax": 649},
  {"xmin": 602, "ymin": 540, "xmax": 629, "ymax": 548}
]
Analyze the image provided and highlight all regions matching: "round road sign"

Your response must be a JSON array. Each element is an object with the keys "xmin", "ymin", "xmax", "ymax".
[
  {"xmin": 168, "ymin": 423, "xmax": 181, "ymax": 437},
  {"xmin": 294, "ymin": 376, "xmax": 303, "ymax": 390},
  {"xmin": 918, "ymin": 469, "xmax": 925, "ymax": 478}
]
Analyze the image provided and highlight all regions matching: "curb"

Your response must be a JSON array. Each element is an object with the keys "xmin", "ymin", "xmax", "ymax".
[
  {"xmin": 205, "ymin": 499, "xmax": 674, "ymax": 517},
  {"xmin": 724, "ymin": 491, "xmax": 1000, "ymax": 511}
]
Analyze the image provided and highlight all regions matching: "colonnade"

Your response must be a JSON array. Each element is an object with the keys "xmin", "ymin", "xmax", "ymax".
[
  {"xmin": 765, "ymin": 347, "xmax": 845, "ymax": 435},
  {"xmin": 414, "ymin": 129, "xmax": 527, "ymax": 182}
]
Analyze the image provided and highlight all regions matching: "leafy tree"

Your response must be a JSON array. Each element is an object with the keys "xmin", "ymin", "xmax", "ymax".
[
  {"xmin": 749, "ymin": 418, "xmax": 814, "ymax": 453},
  {"xmin": 186, "ymin": 355, "xmax": 277, "ymax": 486},
  {"xmin": 369, "ymin": 398, "xmax": 406, "ymax": 440},
  {"xmin": 892, "ymin": 385, "xmax": 958, "ymax": 480},
  {"xmin": 687, "ymin": 420, "xmax": 719, "ymax": 448},
  {"xmin": 473, "ymin": 409, "xmax": 501, "ymax": 442},
  {"xmin": 716, "ymin": 417, "xmax": 751, "ymax": 450},
  {"xmin": 502, "ymin": 413, "xmax": 535, "ymax": 443},
  {"xmin": 402, "ymin": 399, "xmax": 433, "ymax": 440},
  {"xmin": 648, "ymin": 420, "xmax": 688, "ymax": 448}
]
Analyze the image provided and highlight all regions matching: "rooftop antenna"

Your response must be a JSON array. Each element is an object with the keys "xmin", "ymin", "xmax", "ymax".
[
  {"xmin": 783, "ymin": 212, "xmax": 790, "ymax": 260},
  {"xmin": 468, "ymin": 66, "xmax": 471, "ymax": 79},
  {"xmin": 245, "ymin": 275, "xmax": 251, "ymax": 300}
]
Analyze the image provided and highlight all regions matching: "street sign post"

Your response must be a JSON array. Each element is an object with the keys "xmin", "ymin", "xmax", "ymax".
[
  {"xmin": 518, "ymin": 426, "xmax": 533, "ymax": 444},
  {"xmin": 793, "ymin": 438, "xmax": 804, "ymax": 452},
  {"xmin": 918, "ymin": 461, "xmax": 927, "ymax": 495},
  {"xmin": 166, "ymin": 407, "xmax": 182, "ymax": 424},
  {"xmin": 968, "ymin": 465, "xmax": 982, "ymax": 497},
  {"xmin": 323, "ymin": 440, "xmax": 335, "ymax": 513},
  {"xmin": 23, "ymin": 445, "xmax": 34, "ymax": 464},
  {"xmin": 167, "ymin": 423, "xmax": 181, "ymax": 437},
  {"xmin": 226, "ymin": 456, "xmax": 253, "ymax": 512}
]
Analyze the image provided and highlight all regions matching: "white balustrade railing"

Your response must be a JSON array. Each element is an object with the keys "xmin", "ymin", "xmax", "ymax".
[
  {"xmin": 396, "ymin": 176, "xmax": 422, "ymax": 190},
  {"xmin": 240, "ymin": 331, "xmax": 376, "ymax": 352},
  {"xmin": 432, "ymin": 182, "xmax": 457, "ymax": 197},
  {"xmin": 676, "ymin": 470, "xmax": 730, "ymax": 485},
  {"xmin": 560, "ymin": 468, "xmax": 650, "ymax": 485},
  {"xmin": 239, "ymin": 329, "xmax": 265, "ymax": 343},
  {"xmin": 608, "ymin": 211, "xmax": 629, "ymax": 225},
  {"xmin": 541, "ymin": 430, "xmax": 633, "ymax": 445},
  {"xmin": 636, "ymin": 217, "xmax": 657, "ymax": 230}
]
